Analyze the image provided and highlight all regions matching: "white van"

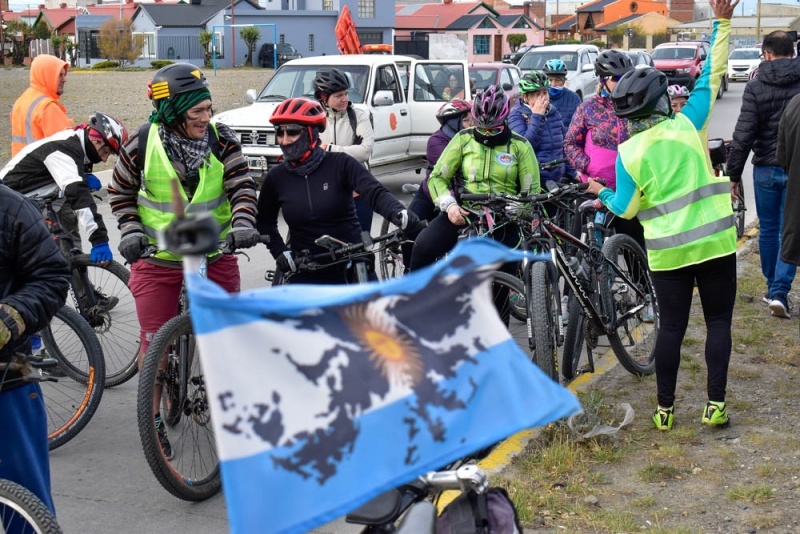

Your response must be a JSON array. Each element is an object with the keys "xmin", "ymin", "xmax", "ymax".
[{"xmin": 516, "ymin": 44, "xmax": 600, "ymax": 101}]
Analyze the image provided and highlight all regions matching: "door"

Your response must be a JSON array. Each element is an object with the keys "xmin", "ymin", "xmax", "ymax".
[
  {"xmin": 368, "ymin": 63, "xmax": 410, "ymax": 165},
  {"xmin": 494, "ymin": 36, "xmax": 503, "ymax": 62}
]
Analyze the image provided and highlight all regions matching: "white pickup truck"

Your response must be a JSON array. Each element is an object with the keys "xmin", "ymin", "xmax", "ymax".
[{"xmin": 212, "ymin": 55, "xmax": 471, "ymax": 182}]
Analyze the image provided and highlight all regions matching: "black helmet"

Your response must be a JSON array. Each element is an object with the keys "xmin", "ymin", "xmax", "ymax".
[
  {"xmin": 611, "ymin": 67, "xmax": 668, "ymax": 119},
  {"xmin": 313, "ymin": 68, "xmax": 350, "ymax": 99},
  {"xmin": 148, "ymin": 63, "xmax": 209, "ymax": 104},
  {"xmin": 595, "ymin": 50, "xmax": 634, "ymax": 78}
]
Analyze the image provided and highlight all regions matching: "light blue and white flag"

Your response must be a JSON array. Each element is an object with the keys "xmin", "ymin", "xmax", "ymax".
[{"xmin": 187, "ymin": 239, "xmax": 581, "ymax": 534}]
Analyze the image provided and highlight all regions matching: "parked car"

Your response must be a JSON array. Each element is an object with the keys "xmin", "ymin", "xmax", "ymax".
[
  {"xmin": 727, "ymin": 47, "xmax": 761, "ymax": 82},
  {"xmin": 469, "ymin": 62, "xmax": 521, "ymax": 101},
  {"xmin": 516, "ymin": 44, "xmax": 600, "ymax": 100},
  {"xmin": 625, "ymin": 49, "xmax": 655, "ymax": 69},
  {"xmin": 502, "ymin": 44, "xmax": 537, "ymax": 65},
  {"xmin": 651, "ymin": 40, "xmax": 727, "ymax": 98},
  {"xmin": 258, "ymin": 43, "xmax": 302, "ymax": 68}
]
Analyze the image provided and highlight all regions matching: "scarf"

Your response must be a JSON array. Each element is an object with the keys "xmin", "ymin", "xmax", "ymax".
[
  {"xmin": 148, "ymin": 88, "xmax": 212, "ymax": 126},
  {"xmin": 283, "ymin": 127, "xmax": 326, "ymax": 176},
  {"xmin": 160, "ymin": 124, "xmax": 211, "ymax": 172},
  {"xmin": 628, "ymin": 94, "xmax": 671, "ymax": 137}
]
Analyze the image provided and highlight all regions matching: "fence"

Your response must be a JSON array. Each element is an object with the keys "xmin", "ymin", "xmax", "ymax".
[
  {"xmin": 156, "ymin": 35, "xmax": 204, "ymax": 62},
  {"xmin": 395, "ymin": 35, "xmax": 429, "ymax": 59}
]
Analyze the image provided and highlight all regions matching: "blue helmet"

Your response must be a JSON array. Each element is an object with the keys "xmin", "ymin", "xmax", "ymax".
[{"xmin": 543, "ymin": 59, "xmax": 568, "ymax": 76}]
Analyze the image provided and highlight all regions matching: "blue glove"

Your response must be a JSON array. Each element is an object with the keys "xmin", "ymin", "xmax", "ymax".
[
  {"xmin": 91, "ymin": 242, "xmax": 113, "ymax": 263},
  {"xmin": 86, "ymin": 173, "xmax": 102, "ymax": 192}
]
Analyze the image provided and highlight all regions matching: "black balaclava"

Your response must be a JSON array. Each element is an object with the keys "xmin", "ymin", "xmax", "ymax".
[
  {"xmin": 473, "ymin": 122, "xmax": 512, "ymax": 147},
  {"xmin": 281, "ymin": 126, "xmax": 326, "ymax": 175}
]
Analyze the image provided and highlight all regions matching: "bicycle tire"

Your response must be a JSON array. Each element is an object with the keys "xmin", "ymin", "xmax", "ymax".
[
  {"xmin": 69, "ymin": 255, "xmax": 139, "ymax": 388},
  {"xmin": 529, "ymin": 262, "xmax": 558, "ymax": 382},
  {"xmin": 39, "ymin": 306, "xmax": 105, "ymax": 450},
  {"xmin": 378, "ymin": 217, "xmax": 405, "ymax": 280},
  {"xmin": 561, "ymin": 294, "xmax": 587, "ymax": 380},
  {"xmin": 491, "ymin": 271, "xmax": 534, "ymax": 363},
  {"xmin": 0, "ymin": 478, "xmax": 63, "ymax": 534},
  {"xmin": 599, "ymin": 234, "xmax": 657, "ymax": 376},
  {"xmin": 137, "ymin": 314, "xmax": 221, "ymax": 501},
  {"xmin": 733, "ymin": 200, "xmax": 746, "ymax": 239}
]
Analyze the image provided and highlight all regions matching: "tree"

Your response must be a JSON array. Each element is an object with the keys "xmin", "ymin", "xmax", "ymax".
[
  {"xmin": 506, "ymin": 33, "xmax": 527, "ymax": 53},
  {"xmin": 239, "ymin": 26, "xmax": 260, "ymax": 67},
  {"xmin": 98, "ymin": 18, "xmax": 144, "ymax": 67},
  {"xmin": 4, "ymin": 19, "xmax": 31, "ymax": 65},
  {"xmin": 199, "ymin": 29, "xmax": 213, "ymax": 68},
  {"xmin": 32, "ymin": 20, "xmax": 51, "ymax": 40},
  {"xmin": 50, "ymin": 34, "xmax": 64, "ymax": 60}
]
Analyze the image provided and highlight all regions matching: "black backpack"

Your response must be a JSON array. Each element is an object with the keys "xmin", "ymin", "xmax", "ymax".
[{"xmin": 345, "ymin": 105, "xmax": 374, "ymax": 146}]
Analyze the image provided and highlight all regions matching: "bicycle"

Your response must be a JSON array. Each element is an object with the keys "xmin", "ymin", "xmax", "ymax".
[
  {"xmin": 0, "ymin": 477, "xmax": 62, "ymax": 534},
  {"xmin": 709, "ymin": 138, "xmax": 746, "ymax": 239},
  {"xmin": 31, "ymin": 192, "xmax": 139, "ymax": 388}
]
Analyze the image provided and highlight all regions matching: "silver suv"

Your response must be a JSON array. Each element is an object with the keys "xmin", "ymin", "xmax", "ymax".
[{"xmin": 517, "ymin": 44, "xmax": 600, "ymax": 101}]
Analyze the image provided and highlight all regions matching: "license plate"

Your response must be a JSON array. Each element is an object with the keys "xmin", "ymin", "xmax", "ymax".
[{"xmin": 247, "ymin": 156, "xmax": 267, "ymax": 170}]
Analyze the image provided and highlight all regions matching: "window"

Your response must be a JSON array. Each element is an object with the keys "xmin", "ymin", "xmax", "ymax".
[
  {"xmin": 373, "ymin": 65, "xmax": 402, "ymax": 103},
  {"xmin": 214, "ymin": 31, "xmax": 223, "ymax": 58},
  {"xmin": 358, "ymin": 0, "xmax": 375, "ymax": 19},
  {"xmin": 513, "ymin": 19, "xmax": 531, "ymax": 29},
  {"xmin": 499, "ymin": 68, "xmax": 512, "ymax": 88},
  {"xmin": 308, "ymin": 34, "xmax": 314, "ymax": 52},
  {"xmin": 322, "ymin": 0, "xmax": 333, "ymax": 9},
  {"xmin": 478, "ymin": 18, "xmax": 494, "ymax": 29},
  {"xmin": 473, "ymin": 35, "xmax": 489, "ymax": 55},
  {"xmin": 357, "ymin": 31, "xmax": 382, "ymax": 45},
  {"xmin": 137, "ymin": 32, "xmax": 155, "ymax": 59},
  {"xmin": 279, "ymin": 34, "xmax": 285, "ymax": 44}
]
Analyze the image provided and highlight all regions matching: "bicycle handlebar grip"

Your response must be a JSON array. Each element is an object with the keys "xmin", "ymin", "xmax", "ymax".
[{"xmin": 460, "ymin": 193, "xmax": 491, "ymax": 201}]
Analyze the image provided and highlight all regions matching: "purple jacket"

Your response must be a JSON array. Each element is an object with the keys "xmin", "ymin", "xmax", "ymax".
[
  {"xmin": 564, "ymin": 94, "xmax": 629, "ymax": 176},
  {"xmin": 426, "ymin": 129, "xmax": 453, "ymax": 178}
]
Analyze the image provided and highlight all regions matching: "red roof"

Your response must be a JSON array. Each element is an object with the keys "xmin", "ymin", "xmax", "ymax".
[
  {"xmin": 39, "ymin": 7, "xmax": 84, "ymax": 29},
  {"xmin": 395, "ymin": 2, "xmax": 498, "ymax": 31},
  {"xmin": 87, "ymin": 3, "xmax": 140, "ymax": 20}
]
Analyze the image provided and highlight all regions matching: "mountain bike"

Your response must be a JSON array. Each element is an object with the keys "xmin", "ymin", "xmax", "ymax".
[
  {"xmin": 709, "ymin": 138, "xmax": 745, "ymax": 239},
  {"xmin": 0, "ymin": 478, "xmax": 62, "ymax": 534},
  {"xmin": 32, "ymin": 192, "xmax": 139, "ymax": 388}
]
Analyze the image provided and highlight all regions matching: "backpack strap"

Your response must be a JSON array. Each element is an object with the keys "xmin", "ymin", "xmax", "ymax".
[
  {"xmin": 346, "ymin": 105, "xmax": 363, "ymax": 145},
  {"xmin": 137, "ymin": 122, "xmax": 221, "ymax": 173},
  {"xmin": 468, "ymin": 490, "xmax": 491, "ymax": 534}
]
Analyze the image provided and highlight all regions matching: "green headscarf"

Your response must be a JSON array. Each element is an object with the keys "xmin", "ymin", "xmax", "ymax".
[{"xmin": 148, "ymin": 88, "xmax": 212, "ymax": 125}]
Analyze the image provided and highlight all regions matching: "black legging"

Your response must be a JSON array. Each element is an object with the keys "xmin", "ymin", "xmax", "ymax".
[{"xmin": 651, "ymin": 253, "xmax": 736, "ymax": 408}]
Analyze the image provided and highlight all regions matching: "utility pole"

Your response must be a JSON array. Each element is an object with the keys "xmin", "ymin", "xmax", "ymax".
[
  {"xmin": 230, "ymin": 0, "xmax": 235, "ymax": 67},
  {"xmin": 756, "ymin": 0, "xmax": 762, "ymax": 43}
]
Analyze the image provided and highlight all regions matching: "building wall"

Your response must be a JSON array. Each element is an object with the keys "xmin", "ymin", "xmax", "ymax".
[
  {"xmin": 670, "ymin": 0, "xmax": 694, "ymax": 23},
  {"xmin": 429, "ymin": 32, "xmax": 468, "ymax": 60}
]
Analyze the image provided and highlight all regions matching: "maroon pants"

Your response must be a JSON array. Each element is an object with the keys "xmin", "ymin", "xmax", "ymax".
[{"xmin": 129, "ymin": 255, "xmax": 240, "ymax": 354}]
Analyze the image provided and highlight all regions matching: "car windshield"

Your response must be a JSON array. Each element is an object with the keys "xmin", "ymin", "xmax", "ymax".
[
  {"xmin": 469, "ymin": 68, "xmax": 499, "ymax": 90},
  {"xmin": 651, "ymin": 47, "xmax": 696, "ymax": 60},
  {"xmin": 517, "ymin": 51, "xmax": 577, "ymax": 71},
  {"xmin": 277, "ymin": 44, "xmax": 297, "ymax": 54},
  {"xmin": 256, "ymin": 64, "xmax": 370, "ymax": 104},
  {"xmin": 729, "ymin": 49, "xmax": 760, "ymax": 60}
]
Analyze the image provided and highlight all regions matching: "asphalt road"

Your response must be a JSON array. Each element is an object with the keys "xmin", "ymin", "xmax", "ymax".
[{"xmin": 49, "ymin": 82, "xmax": 755, "ymax": 534}]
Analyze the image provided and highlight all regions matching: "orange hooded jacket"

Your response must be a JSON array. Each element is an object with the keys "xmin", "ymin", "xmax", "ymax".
[{"xmin": 10, "ymin": 55, "xmax": 72, "ymax": 157}]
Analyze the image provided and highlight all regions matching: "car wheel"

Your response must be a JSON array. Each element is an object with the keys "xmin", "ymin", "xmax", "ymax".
[{"xmin": 716, "ymin": 80, "xmax": 724, "ymax": 100}]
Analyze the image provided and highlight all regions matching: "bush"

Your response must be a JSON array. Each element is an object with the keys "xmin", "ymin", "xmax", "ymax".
[
  {"xmin": 150, "ymin": 60, "xmax": 174, "ymax": 69},
  {"xmin": 588, "ymin": 40, "xmax": 606, "ymax": 49},
  {"xmin": 92, "ymin": 60, "xmax": 120, "ymax": 69},
  {"xmin": 566, "ymin": 39, "xmax": 581, "ymax": 44}
]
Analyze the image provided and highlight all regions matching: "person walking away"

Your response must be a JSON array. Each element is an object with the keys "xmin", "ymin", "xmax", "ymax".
[
  {"xmin": 726, "ymin": 30, "xmax": 800, "ymax": 319},
  {"xmin": 586, "ymin": 0, "xmax": 737, "ymax": 431},
  {"xmin": 509, "ymin": 71, "xmax": 567, "ymax": 184},
  {"xmin": 0, "ymin": 183, "xmax": 71, "ymax": 518},
  {"xmin": 10, "ymin": 54, "xmax": 72, "ymax": 157},
  {"xmin": 257, "ymin": 98, "xmax": 419, "ymax": 285},
  {"xmin": 314, "ymin": 68, "xmax": 376, "ymax": 233},
  {"xmin": 776, "ymin": 92, "xmax": 800, "ymax": 330},
  {"xmin": 108, "ymin": 63, "xmax": 260, "ymax": 459}
]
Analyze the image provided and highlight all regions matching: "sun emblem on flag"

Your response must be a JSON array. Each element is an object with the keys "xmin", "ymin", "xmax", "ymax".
[{"xmin": 342, "ymin": 303, "xmax": 423, "ymax": 388}]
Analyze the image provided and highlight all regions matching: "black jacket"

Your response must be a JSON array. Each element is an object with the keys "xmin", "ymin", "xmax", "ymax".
[
  {"xmin": 727, "ymin": 57, "xmax": 800, "ymax": 181},
  {"xmin": 0, "ymin": 184, "xmax": 70, "ymax": 384},
  {"xmin": 777, "ymin": 93, "xmax": 800, "ymax": 265}
]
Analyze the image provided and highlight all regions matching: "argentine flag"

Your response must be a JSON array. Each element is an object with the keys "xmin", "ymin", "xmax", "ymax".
[{"xmin": 187, "ymin": 239, "xmax": 581, "ymax": 533}]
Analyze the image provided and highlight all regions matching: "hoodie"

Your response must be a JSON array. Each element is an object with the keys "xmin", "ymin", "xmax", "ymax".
[{"xmin": 727, "ymin": 57, "xmax": 800, "ymax": 180}]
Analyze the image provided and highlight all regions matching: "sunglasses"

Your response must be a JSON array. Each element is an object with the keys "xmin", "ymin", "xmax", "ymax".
[
  {"xmin": 275, "ymin": 125, "xmax": 305, "ymax": 138},
  {"xmin": 476, "ymin": 125, "xmax": 504, "ymax": 136}
]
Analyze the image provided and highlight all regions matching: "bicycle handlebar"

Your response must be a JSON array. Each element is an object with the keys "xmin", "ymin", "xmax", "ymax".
[
  {"xmin": 295, "ymin": 228, "xmax": 411, "ymax": 271},
  {"xmin": 460, "ymin": 181, "xmax": 590, "ymax": 205}
]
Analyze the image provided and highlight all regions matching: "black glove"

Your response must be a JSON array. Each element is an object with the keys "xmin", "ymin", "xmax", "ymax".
[
  {"xmin": 275, "ymin": 251, "xmax": 297, "ymax": 274},
  {"xmin": 225, "ymin": 228, "xmax": 261, "ymax": 250},
  {"xmin": 391, "ymin": 209, "xmax": 420, "ymax": 231},
  {"xmin": 118, "ymin": 232, "xmax": 149, "ymax": 264}
]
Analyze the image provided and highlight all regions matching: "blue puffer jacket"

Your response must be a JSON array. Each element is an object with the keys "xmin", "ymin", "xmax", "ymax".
[
  {"xmin": 508, "ymin": 100, "xmax": 566, "ymax": 183},
  {"xmin": 548, "ymin": 87, "xmax": 582, "ymax": 131}
]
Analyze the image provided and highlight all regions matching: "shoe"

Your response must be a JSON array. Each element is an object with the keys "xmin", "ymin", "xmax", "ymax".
[
  {"xmin": 643, "ymin": 294, "xmax": 654, "ymax": 324},
  {"xmin": 652, "ymin": 405, "xmax": 674, "ymax": 431},
  {"xmin": 93, "ymin": 289, "xmax": 119, "ymax": 313},
  {"xmin": 155, "ymin": 416, "xmax": 173, "ymax": 460},
  {"xmin": 702, "ymin": 401, "xmax": 730, "ymax": 427},
  {"xmin": 769, "ymin": 294, "xmax": 792, "ymax": 319},
  {"xmin": 762, "ymin": 292, "xmax": 772, "ymax": 305},
  {"xmin": 561, "ymin": 295, "xmax": 569, "ymax": 326}
]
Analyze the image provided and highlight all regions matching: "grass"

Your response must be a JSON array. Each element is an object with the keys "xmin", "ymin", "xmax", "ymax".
[{"xmin": 727, "ymin": 485, "xmax": 776, "ymax": 504}]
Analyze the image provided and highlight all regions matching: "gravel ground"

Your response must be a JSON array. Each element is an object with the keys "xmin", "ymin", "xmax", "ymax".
[{"xmin": 0, "ymin": 66, "xmax": 272, "ymax": 166}]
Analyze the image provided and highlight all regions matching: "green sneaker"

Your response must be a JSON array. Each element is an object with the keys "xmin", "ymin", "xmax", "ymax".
[
  {"xmin": 702, "ymin": 401, "xmax": 729, "ymax": 427},
  {"xmin": 653, "ymin": 405, "xmax": 674, "ymax": 431}
]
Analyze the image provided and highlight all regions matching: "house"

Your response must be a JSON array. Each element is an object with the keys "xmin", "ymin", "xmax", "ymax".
[
  {"xmin": 576, "ymin": 0, "xmax": 668, "ymax": 43},
  {"xmin": 595, "ymin": 11, "xmax": 681, "ymax": 48},
  {"xmin": 395, "ymin": 1, "xmax": 544, "ymax": 61}
]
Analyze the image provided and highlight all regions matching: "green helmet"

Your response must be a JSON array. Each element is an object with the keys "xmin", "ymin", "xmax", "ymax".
[{"xmin": 519, "ymin": 71, "xmax": 550, "ymax": 93}]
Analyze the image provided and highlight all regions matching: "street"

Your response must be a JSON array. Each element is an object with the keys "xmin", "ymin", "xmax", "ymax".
[{"xmin": 50, "ymin": 81, "xmax": 754, "ymax": 534}]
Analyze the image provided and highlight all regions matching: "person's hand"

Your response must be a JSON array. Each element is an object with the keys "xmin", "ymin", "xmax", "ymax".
[
  {"xmin": 86, "ymin": 173, "xmax": 102, "ymax": 192},
  {"xmin": 91, "ymin": 242, "xmax": 113, "ymax": 265},
  {"xmin": 0, "ymin": 304, "xmax": 24, "ymax": 351},
  {"xmin": 711, "ymin": 0, "xmax": 739, "ymax": 20},
  {"xmin": 276, "ymin": 251, "xmax": 297, "ymax": 274},
  {"xmin": 731, "ymin": 181, "xmax": 743, "ymax": 201},
  {"xmin": 586, "ymin": 178, "xmax": 606, "ymax": 196},
  {"xmin": 225, "ymin": 228, "xmax": 261, "ymax": 250},
  {"xmin": 446, "ymin": 203, "xmax": 468, "ymax": 226},
  {"xmin": 391, "ymin": 209, "xmax": 421, "ymax": 231},
  {"xmin": 531, "ymin": 92, "xmax": 549, "ymax": 115},
  {"xmin": 118, "ymin": 232, "xmax": 149, "ymax": 265}
]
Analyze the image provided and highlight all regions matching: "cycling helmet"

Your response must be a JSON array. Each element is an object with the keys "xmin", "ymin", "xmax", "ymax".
[
  {"xmin": 471, "ymin": 85, "xmax": 510, "ymax": 129},
  {"xmin": 543, "ymin": 59, "xmax": 568, "ymax": 76},
  {"xmin": 667, "ymin": 84, "xmax": 690, "ymax": 98},
  {"xmin": 518, "ymin": 71, "xmax": 551, "ymax": 93},
  {"xmin": 611, "ymin": 67, "xmax": 668, "ymax": 119},
  {"xmin": 148, "ymin": 63, "xmax": 209, "ymax": 103},
  {"xmin": 88, "ymin": 112, "xmax": 128, "ymax": 154},
  {"xmin": 313, "ymin": 68, "xmax": 350, "ymax": 98},
  {"xmin": 269, "ymin": 97, "xmax": 327, "ymax": 132},
  {"xmin": 595, "ymin": 49, "xmax": 634, "ymax": 78},
  {"xmin": 436, "ymin": 99, "xmax": 471, "ymax": 125}
]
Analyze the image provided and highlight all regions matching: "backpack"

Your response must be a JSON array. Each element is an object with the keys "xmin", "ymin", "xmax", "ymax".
[
  {"xmin": 136, "ymin": 122, "xmax": 222, "ymax": 173},
  {"xmin": 345, "ymin": 105, "xmax": 374, "ymax": 146},
  {"xmin": 436, "ymin": 488, "xmax": 524, "ymax": 534}
]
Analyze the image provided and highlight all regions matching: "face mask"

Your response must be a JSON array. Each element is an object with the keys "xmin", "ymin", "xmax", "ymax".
[
  {"xmin": 601, "ymin": 88, "xmax": 611, "ymax": 98},
  {"xmin": 548, "ymin": 86, "xmax": 564, "ymax": 96}
]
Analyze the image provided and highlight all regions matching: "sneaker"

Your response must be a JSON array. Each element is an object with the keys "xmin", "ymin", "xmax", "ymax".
[
  {"xmin": 762, "ymin": 292, "xmax": 772, "ymax": 305},
  {"xmin": 769, "ymin": 294, "xmax": 792, "ymax": 319},
  {"xmin": 155, "ymin": 416, "xmax": 173, "ymax": 460},
  {"xmin": 702, "ymin": 401, "xmax": 730, "ymax": 427},
  {"xmin": 652, "ymin": 405, "xmax": 674, "ymax": 431},
  {"xmin": 94, "ymin": 289, "xmax": 119, "ymax": 313},
  {"xmin": 643, "ymin": 294, "xmax": 654, "ymax": 324}
]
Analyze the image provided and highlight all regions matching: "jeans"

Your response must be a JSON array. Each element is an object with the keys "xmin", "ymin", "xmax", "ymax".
[{"xmin": 753, "ymin": 165, "xmax": 797, "ymax": 297}]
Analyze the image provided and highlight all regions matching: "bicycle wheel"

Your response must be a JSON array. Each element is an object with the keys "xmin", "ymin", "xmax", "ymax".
[
  {"xmin": 0, "ymin": 478, "xmax": 62, "ymax": 534},
  {"xmin": 599, "ymin": 234, "xmax": 657, "ymax": 376},
  {"xmin": 137, "ymin": 314, "xmax": 221, "ymax": 501},
  {"xmin": 69, "ymin": 256, "xmax": 139, "ymax": 388},
  {"xmin": 529, "ymin": 262, "xmax": 559, "ymax": 382},
  {"xmin": 38, "ymin": 306, "xmax": 105, "ymax": 450},
  {"xmin": 491, "ymin": 271, "xmax": 534, "ymax": 362},
  {"xmin": 733, "ymin": 199, "xmax": 746, "ymax": 239},
  {"xmin": 561, "ymin": 294, "xmax": 587, "ymax": 380},
  {"xmin": 378, "ymin": 218, "xmax": 405, "ymax": 280}
]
